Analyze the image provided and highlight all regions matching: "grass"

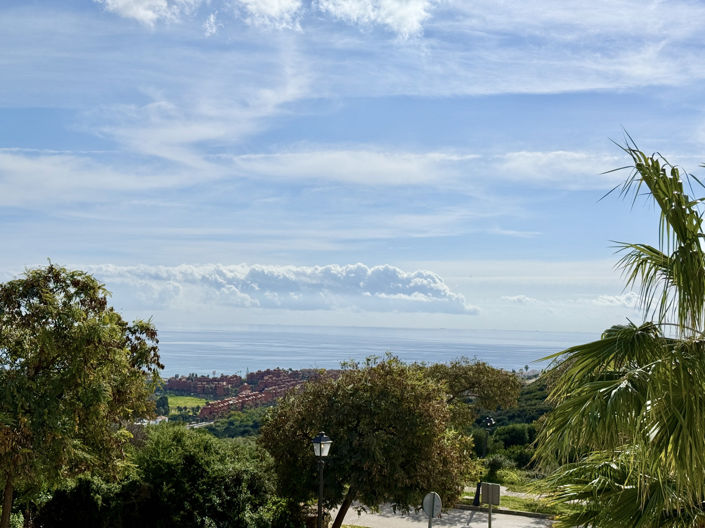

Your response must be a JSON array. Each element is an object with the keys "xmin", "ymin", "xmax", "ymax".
[
  {"xmin": 460, "ymin": 491, "xmax": 576, "ymax": 517},
  {"xmin": 168, "ymin": 395, "xmax": 208, "ymax": 414},
  {"xmin": 498, "ymin": 495, "xmax": 563, "ymax": 515},
  {"xmin": 479, "ymin": 467, "xmax": 548, "ymax": 494}
]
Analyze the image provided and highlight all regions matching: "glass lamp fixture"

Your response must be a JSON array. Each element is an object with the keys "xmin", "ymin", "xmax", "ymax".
[{"xmin": 312, "ymin": 431, "xmax": 332, "ymax": 458}]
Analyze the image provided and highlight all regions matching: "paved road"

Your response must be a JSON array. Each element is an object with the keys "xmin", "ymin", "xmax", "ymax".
[{"xmin": 333, "ymin": 504, "xmax": 553, "ymax": 528}]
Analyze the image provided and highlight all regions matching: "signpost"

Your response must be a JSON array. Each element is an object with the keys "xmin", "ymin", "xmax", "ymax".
[
  {"xmin": 422, "ymin": 492, "xmax": 442, "ymax": 528},
  {"xmin": 481, "ymin": 482, "xmax": 500, "ymax": 528}
]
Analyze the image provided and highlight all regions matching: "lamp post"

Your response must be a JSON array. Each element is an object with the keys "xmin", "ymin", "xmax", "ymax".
[
  {"xmin": 312, "ymin": 432, "xmax": 332, "ymax": 528},
  {"xmin": 483, "ymin": 416, "xmax": 495, "ymax": 457}
]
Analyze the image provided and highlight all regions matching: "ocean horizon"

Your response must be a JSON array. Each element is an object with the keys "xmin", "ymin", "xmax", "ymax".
[{"xmin": 157, "ymin": 325, "xmax": 598, "ymax": 378}]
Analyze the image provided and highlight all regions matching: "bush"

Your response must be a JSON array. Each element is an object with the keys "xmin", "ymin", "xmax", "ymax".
[
  {"xmin": 268, "ymin": 498, "xmax": 307, "ymax": 528},
  {"xmin": 474, "ymin": 378, "xmax": 552, "ymax": 427},
  {"xmin": 130, "ymin": 425, "xmax": 275, "ymax": 528},
  {"xmin": 470, "ymin": 427, "xmax": 502, "ymax": 457},
  {"xmin": 206, "ymin": 407, "xmax": 268, "ymax": 438},
  {"xmin": 36, "ymin": 476, "xmax": 122, "ymax": 528},
  {"xmin": 486, "ymin": 454, "xmax": 515, "ymax": 474},
  {"xmin": 36, "ymin": 425, "xmax": 277, "ymax": 528},
  {"xmin": 493, "ymin": 424, "xmax": 535, "ymax": 448},
  {"xmin": 502, "ymin": 445, "xmax": 535, "ymax": 468}
]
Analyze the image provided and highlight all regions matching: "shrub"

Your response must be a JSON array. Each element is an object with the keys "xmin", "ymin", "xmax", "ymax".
[
  {"xmin": 503, "ymin": 445, "xmax": 535, "ymax": 468},
  {"xmin": 493, "ymin": 423, "xmax": 536, "ymax": 448},
  {"xmin": 470, "ymin": 427, "xmax": 502, "ymax": 457},
  {"xmin": 268, "ymin": 498, "xmax": 306, "ymax": 528},
  {"xmin": 36, "ymin": 425, "xmax": 277, "ymax": 528},
  {"xmin": 486, "ymin": 454, "xmax": 515, "ymax": 474}
]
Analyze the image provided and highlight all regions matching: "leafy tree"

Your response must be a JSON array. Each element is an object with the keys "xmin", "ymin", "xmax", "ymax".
[
  {"xmin": 424, "ymin": 357, "xmax": 522, "ymax": 427},
  {"xmin": 206, "ymin": 406, "xmax": 268, "ymax": 438},
  {"xmin": 0, "ymin": 265, "xmax": 162, "ymax": 528},
  {"xmin": 126, "ymin": 426, "xmax": 274, "ymax": 528},
  {"xmin": 536, "ymin": 144, "xmax": 705, "ymax": 526},
  {"xmin": 260, "ymin": 356, "xmax": 477, "ymax": 528},
  {"xmin": 493, "ymin": 423, "xmax": 534, "ymax": 448},
  {"xmin": 475, "ymin": 377, "xmax": 551, "ymax": 427},
  {"xmin": 35, "ymin": 475, "xmax": 123, "ymax": 528},
  {"xmin": 36, "ymin": 425, "xmax": 276, "ymax": 528},
  {"xmin": 155, "ymin": 395, "xmax": 170, "ymax": 416}
]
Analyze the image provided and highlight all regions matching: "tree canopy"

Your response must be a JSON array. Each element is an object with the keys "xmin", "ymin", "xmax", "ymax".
[
  {"xmin": 37, "ymin": 425, "xmax": 276, "ymax": 528},
  {"xmin": 260, "ymin": 356, "xmax": 515, "ymax": 528},
  {"xmin": 536, "ymin": 144, "xmax": 705, "ymax": 527},
  {"xmin": 425, "ymin": 357, "xmax": 521, "ymax": 427},
  {"xmin": 0, "ymin": 265, "xmax": 162, "ymax": 528}
]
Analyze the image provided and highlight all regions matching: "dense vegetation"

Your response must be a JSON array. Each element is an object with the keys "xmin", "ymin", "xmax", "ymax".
[
  {"xmin": 474, "ymin": 377, "xmax": 551, "ymax": 427},
  {"xmin": 0, "ymin": 267, "xmax": 545, "ymax": 527},
  {"xmin": 0, "ymin": 265, "xmax": 162, "ymax": 528},
  {"xmin": 261, "ymin": 355, "xmax": 516, "ymax": 528},
  {"xmin": 469, "ymin": 378, "xmax": 550, "ymax": 466},
  {"xmin": 206, "ymin": 407, "xmax": 269, "ymax": 438},
  {"xmin": 35, "ymin": 426, "xmax": 275, "ymax": 528}
]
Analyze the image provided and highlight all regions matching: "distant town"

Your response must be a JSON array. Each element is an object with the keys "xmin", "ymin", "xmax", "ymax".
[
  {"xmin": 162, "ymin": 365, "xmax": 542, "ymax": 422},
  {"xmin": 165, "ymin": 368, "xmax": 341, "ymax": 420}
]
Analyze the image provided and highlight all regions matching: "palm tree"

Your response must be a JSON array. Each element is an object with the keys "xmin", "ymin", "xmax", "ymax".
[{"xmin": 536, "ymin": 142, "xmax": 705, "ymax": 527}]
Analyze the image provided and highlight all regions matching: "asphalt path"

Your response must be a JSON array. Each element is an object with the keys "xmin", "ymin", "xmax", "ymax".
[{"xmin": 333, "ymin": 504, "xmax": 554, "ymax": 528}]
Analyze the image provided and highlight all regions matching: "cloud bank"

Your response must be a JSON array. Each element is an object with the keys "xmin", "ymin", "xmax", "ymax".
[
  {"xmin": 95, "ymin": 0, "xmax": 203, "ymax": 26},
  {"xmin": 593, "ymin": 292, "xmax": 639, "ymax": 308},
  {"xmin": 94, "ymin": 0, "xmax": 435, "ymax": 36},
  {"xmin": 318, "ymin": 0, "xmax": 435, "ymax": 37},
  {"xmin": 234, "ymin": 0, "xmax": 303, "ymax": 30},
  {"xmin": 88, "ymin": 263, "xmax": 477, "ymax": 314}
]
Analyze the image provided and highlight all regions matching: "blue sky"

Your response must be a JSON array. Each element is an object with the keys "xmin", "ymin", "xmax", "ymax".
[{"xmin": 2, "ymin": 0, "xmax": 704, "ymax": 333}]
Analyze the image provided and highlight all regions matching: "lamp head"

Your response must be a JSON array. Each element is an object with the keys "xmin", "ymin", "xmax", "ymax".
[{"xmin": 312, "ymin": 431, "xmax": 332, "ymax": 457}]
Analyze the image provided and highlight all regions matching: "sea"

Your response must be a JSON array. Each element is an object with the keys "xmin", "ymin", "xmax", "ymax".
[{"xmin": 157, "ymin": 326, "xmax": 598, "ymax": 378}]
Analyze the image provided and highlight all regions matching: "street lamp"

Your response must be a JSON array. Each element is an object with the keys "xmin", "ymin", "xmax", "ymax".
[
  {"xmin": 312, "ymin": 432, "xmax": 332, "ymax": 528},
  {"xmin": 483, "ymin": 416, "xmax": 495, "ymax": 457}
]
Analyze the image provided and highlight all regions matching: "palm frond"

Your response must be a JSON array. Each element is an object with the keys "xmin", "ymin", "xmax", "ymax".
[
  {"xmin": 613, "ymin": 144, "xmax": 705, "ymax": 332},
  {"xmin": 542, "ymin": 449, "xmax": 705, "ymax": 528}
]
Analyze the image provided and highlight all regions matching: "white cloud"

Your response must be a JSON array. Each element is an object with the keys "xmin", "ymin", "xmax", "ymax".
[
  {"xmin": 226, "ymin": 147, "xmax": 628, "ymax": 191},
  {"xmin": 203, "ymin": 12, "xmax": 221, "ymax": 36},
  {"xmin": 0, "ymin": 149, "xmax": 206, "ymax": 206},
  {"xmin": 84, "ymin": 0, "xmax": 705, "ymax": 97},
  {"xmin": 494, "ymin": 151, "xmax": 623, "ymax": 190},
  {"xmin": 593, "ymin": 292, "xmax": 639, "ymax": 308},
  {"xmin": 94, "ymin": 0, "xmax": 436, "ymax": 37},
  {"xmin": 443, "ymin": 0, "xmax": 705, "ymax": 42},
  {"xmin": 229, "ymin": 149, "xmax": 476, "ymax": 185},
  {"xmin": 233, "ymin": 0, "xmax": 303, "ymax": 29},
  {"xmin": 316, "ymin": 0, "xmax": 436, "ymax": 37},
  {"xmin": 91, "ymin": 45, "xmax": 311, "ymax": 168},
  {"xmin": 87, "ymin": 263, "xmax": 477, "ymax": 314},
  {"xmin": 501, "ymin": 295, "xmax": 539, "ymax": 305},
  {"xmin": 94, "ymin": 0, "xmax": 203, "ymax": 26}
]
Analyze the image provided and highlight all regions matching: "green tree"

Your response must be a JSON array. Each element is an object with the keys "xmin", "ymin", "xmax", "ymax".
[
  {"xmin": 425, "ymin": 357, "xmax": 521, "ymax": 427},
  {"xmin": 0, "ymin": 265, "xmax": 162, "ymax": 528},
  {"xmin": 36, "ymin": 425, "xmax": 276, "ymax": 528},
  {"xmin": 260, "ymin": 356, "xmax": 477, "ymax": 528},
  {"xmin": 126, "ymin": 425, "xmax": 274, "ymax": 528},
  {"xmin": 155, "ymin": 395, "xmax": 170, "ymax": 416},
  {"xmin": 536, "ymin": 144, "xmax": 705, "ymax": 526},
  {"xmin": 206, "ymin": 406, "xmax": 268, "ymax": 438}
]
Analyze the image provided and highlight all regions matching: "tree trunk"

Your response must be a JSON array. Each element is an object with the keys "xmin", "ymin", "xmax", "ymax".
[
  {"xmin": 331, "ymin": 486, "xmax": 356, "ymax": 528},
  {"xmin": 22, "ymin": 505, "xmax": 33, "ymax": 528},
  {"xmin": 1, "ymin": 476, "xmax": 13, "ymax": 528}
]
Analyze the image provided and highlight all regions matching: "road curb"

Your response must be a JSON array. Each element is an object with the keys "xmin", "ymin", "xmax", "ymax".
[{"xmin": 454, "ymin": 503, "xmax": 554, "ymax": 520}]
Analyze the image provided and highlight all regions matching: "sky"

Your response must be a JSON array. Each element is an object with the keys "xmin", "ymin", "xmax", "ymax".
[{"xmin": 2, "ymin": 0, "xmax": 705, "ymax": 334}]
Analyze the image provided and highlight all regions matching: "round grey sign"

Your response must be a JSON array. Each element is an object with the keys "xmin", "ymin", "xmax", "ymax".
[{"xmin": 422, "ymin": 492, "xmax": 442, "ymax": 518}]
